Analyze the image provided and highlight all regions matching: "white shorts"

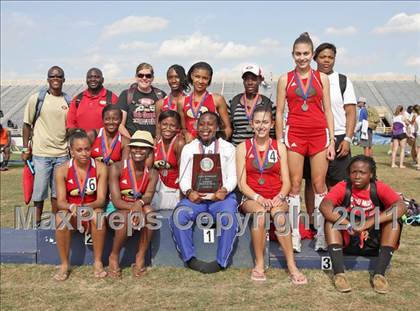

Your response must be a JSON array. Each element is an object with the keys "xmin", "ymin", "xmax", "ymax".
[{"xmin": 151, "ymin": 176, "xmax": 180, "ymax": 211}]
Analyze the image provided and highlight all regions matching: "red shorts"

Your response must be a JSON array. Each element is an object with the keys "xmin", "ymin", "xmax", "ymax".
[{"xmin": 285, "ymin": 126, "xmax": 330, "ymax": 156}]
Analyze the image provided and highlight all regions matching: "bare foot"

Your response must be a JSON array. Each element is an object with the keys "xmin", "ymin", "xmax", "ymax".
[
  {"xmin": 108, "ymin": 254, "xmax": 121, "ymax": 278},
  {"xmin": 93, "ymin": 261, "xmax": 107, "ymax": 278},
  {"xmin": 53, "ymin": 265, "xmax": 69, "ymax": 281}
]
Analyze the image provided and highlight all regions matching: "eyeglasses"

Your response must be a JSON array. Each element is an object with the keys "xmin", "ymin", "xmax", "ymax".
[
  {"xmin": 48, "ymin": 75, "xmax": 64, "ymax": 79},
  {"xmin": 137, "ymin": 73, "xmax": 153, "ymax": 79}
]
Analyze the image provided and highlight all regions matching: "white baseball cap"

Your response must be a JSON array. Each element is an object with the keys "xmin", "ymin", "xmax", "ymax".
[{"xmin": 242, "ymin": 64, "xmax": 263, "ymax": 78}]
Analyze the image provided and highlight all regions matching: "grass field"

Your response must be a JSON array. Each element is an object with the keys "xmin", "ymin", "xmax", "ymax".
[{"xmin": 1, "ymin": 145, "xmax": 419, "ymax": 310}]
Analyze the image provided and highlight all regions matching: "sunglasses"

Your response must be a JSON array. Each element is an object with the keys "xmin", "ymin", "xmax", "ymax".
[
  {"xmin": 137, "ymin": 73, "xmax": 153, "ymax": 79},
  {"xmin": 48, "ymin": 75, "xmax": 64, "ymax": 79}
]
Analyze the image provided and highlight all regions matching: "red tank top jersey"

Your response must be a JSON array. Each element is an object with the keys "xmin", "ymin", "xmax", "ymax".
[
  {"xmin": 245, "ymin": 138, "xmax": 282, "ymax": 199},
  {"xmin": 285, "ymin": 69, "xmax": 327, "ymax": 129},
  {"xmin": 0, "ymin": 129, "xmax": 8, "ymax": 145},
  {"xmin": 183, "ymin": 92, "xmax": 216, "ymax": 137},
  {"xmin": 66, "ymin": 158, "xmax": 97, "ymax": 204},
  {"xmin": 119, "ymin": 159, "xmax": 150, "ymax": 202},
  {"xmin": 161, "ymin": 93, "xmax": 180, "ymax": 112},
  {"xmin": 154, "ymin": 135, "xmax": 179, "ymax": 189},
  {"xmin": 91, "ymin": 128, "xmax": 123, "ymax": 165}
]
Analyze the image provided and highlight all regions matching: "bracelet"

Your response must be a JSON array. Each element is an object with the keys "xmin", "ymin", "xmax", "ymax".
[
  {"xmin": 253, "ymin": 193, "xmax": 260, "ymax": 201},
  {"xmin": 138, "ymin": 199, "xmax": 145, "ymax": 206},
  {"xmin": 279, "ymin": 138, "xmax": 285, "ymax": 144},
  {"xmin": 185, "ymin": 189, "xmax": 193, "ymax": 197},
  {"xmin": 278, "ymin": 193, "xmax": 287, "ymax": 203},
  {"xmin": 343, "ymin": 136, "xmax": 352, "ymax": 143}
]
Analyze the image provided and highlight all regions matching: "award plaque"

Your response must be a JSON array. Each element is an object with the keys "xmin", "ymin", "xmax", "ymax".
[{"xmin": 192, "ymin": 153, "xmax": 222, "ymax": 193}]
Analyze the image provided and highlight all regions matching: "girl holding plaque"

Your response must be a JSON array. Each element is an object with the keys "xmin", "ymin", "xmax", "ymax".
[
  {"xmin": 236, "ymin": 105, "xmax": 307, "ymax": 284},
  {"xmin": 54, "ymin": 129, "xmax": 108, "ymax": 281},
  {"xmin": 152, "ymin": 110, "xmax": 185, "ymax": 210},
  {"xmin": 171, "ymin": 112, "xmax": 237, "ymax": 273},
  {"xmin": 178, "ymin": 62, "xmax": 232, "ymax": 143},
  {"xmin": 107, "ymin": 131, "xmax": 158, "ymax": 278},
  {"xmin": 275, "ymin": 32, "xmax": 335, "ymax": 253},
  {"xmin": 155, "ymin": 65, "xmax": 190, "ymax": 139},
  {"xmin": 91, "ymin": 105, "xmax": 130, "ymax": 165}
]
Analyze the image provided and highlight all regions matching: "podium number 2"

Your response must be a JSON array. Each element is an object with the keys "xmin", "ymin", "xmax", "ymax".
[
  {"xmin": 203, "ymin": 229, "xmax": 215, "ymax": 243},
  {"xmin": 321, "ymin": 256, "xmax": 332, "ymax": 270}
]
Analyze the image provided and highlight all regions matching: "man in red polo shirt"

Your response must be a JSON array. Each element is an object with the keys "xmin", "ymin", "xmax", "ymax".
[{"xmin": 66, "ymin": 68, "xmax": 118, "ymax": 134}]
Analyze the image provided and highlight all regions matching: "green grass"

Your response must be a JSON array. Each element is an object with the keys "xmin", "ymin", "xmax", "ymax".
[{"xmin": 1, "ymin": 145, "xmax": 419, "ymax": 310}]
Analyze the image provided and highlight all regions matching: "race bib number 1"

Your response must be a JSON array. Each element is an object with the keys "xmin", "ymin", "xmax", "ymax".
[{"xmin": 203, "ymin": 229, "xmax": 215, "ymax": 243}]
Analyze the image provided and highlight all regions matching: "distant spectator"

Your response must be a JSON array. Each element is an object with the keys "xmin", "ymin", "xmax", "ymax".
[
  {"xmin": 22, "ymin": 66, "xmax": 70, "ymax": 224},
  {"xmin": 413, "ymin": 105, "xmax": 420, "ymax": 170},
  {"xmin": 0, "ymin": 124, "xmax": 11, "ymax": 171},
  {"xmin": 356, "ymin": 97, "xmax": 373, "ymax": 157},
  {"xmin": 391, "ymin": 105, "xmax": 409, "ymax": 168},
  {"xmin": 66, "ymin": 68, "xmax": 118, "ymax": 139},
  {"xmin": 406, "ymin": 105, "xmax": 417, "ymax": 163},
  {"xmin": 117, "ymin": 63, "xmax": 166, "ymax": 138}
]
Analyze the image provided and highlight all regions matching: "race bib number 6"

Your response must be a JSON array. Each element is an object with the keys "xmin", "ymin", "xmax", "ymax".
[{"xmin": 85, "ymin": 178, "xmax": 97, "ymax": 193}]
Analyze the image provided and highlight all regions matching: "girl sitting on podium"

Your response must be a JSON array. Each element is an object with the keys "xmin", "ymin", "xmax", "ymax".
[
  {"xmin": 54, "ymin": 129, "xmax": 108, "ymax": 281},
  {"xmin": 170, "ymin": 111, "xmax": 237, "ymax": 273},
  {"xmin": 236, "ymin": 105, "xmax": 307, "ymax": 284}
]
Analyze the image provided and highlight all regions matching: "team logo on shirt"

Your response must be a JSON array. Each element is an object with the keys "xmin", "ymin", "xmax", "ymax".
[
  {"xmin": 99, "ymin": 100, "xmax": 107, "ymax": 105},
  {"xmin": 121, "ymin": 179, "xmax": 128, "ymax": 185}
]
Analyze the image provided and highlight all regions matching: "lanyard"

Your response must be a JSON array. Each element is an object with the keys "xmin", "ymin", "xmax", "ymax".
[
  {"xmin": 252, "ymin": 138, "xmax": 271, "ymax": 175},
  {"xmin": 127, "ymin": 159, "xmax": 148, "ymax": 199},
  {"xmin": 241, "ymin": 94, "xmax": 260, "ymax": 122},
  {"xmin": 72, "ymin": 159, "xmax": 92, "ymax": 203},
  {"xmin": 293, "ymin": 69, "xmax": 313, "ymax": 101},
  {"xmin": 101, "ymin": 129, "xmax": 120, "ymax": 165},
  {"xmin": 198, "ymin": 139, "xmax": 219, "ymax": 154},
  {"xmin": 189, "ymin": 91, "xmax": 208, "ymax": 119}
]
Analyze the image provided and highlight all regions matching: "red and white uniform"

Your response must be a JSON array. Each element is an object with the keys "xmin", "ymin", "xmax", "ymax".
[
  {"xmin": 161, "ymin": 94, "xmax": 179, "ymax": 112},
  {"xmin": 153, "ymin": 136, "xmax": 179, "ymax": 189},
  {"xmin": 183, "ymin": 92, "xmax": 216, "ymax": 138},
  {"xmin": 91, "ymin": 128, "xmax": 123, "ymax": 164},
  {"xmin": 119, "ymin": 159, "xmax": 150, "ymax": 202},
  {"xmin": 245, "ymin": 138, "xmax": 282, "ymax": 199},
  {"xmin": 285, "ymin": 69, "xmax": 329, "ymax": 156},
  {"xmin": 66, "ymin": 158, "xmax": 97, "ymax": 204}
]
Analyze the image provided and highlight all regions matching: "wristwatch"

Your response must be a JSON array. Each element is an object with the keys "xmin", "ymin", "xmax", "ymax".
[{"xmin": 343, "ymin": 136, "xmax": 352, "ymax": 143}]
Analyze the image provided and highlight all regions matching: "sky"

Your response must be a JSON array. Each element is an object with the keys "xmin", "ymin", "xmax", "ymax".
[{"xmin": 1, "ymin": 1, "xmax": 419, "ymax": 82}]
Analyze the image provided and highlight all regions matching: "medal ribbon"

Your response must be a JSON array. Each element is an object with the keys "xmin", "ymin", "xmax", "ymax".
[
  {"xmin": 198, "ymin": 139, "xmax": 219, "ymax": 155},
  {"xmin": 101, "ymin": 129, "xmax": 120, "ymax": 164},
  {"xmin": 159, "ymin": 134, "xmax": 177, "ymax": 166},
  {"xmin": 167, "ymin": 93, "xmax": 175, "ymax": 111},
  {"xmin": 127, "ymin": 159, "xmax": 148, "ymax": 200},
  {"xmin": 242, "ymin": 94, "xmax": 260, "ymax": 123},
  {"xmin": 293, "ymin": 69, "xmax": 313, "ymax": 102},
  {"xmin": 189, "ymin": 91, "xmax": 208, "ymax": 120},
  {"xmin": 72, "ymin": 159, "xmax": 92, "ymax": 204},
  {"xmin": 252, "ymin": 138, "xmax": 271, "ymax": 175}
]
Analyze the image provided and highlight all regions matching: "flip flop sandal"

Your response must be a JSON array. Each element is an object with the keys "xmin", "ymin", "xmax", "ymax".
[
  {"xmin": 131, "ymin": 264, "xmax": 147, "ymax": 278},
  {"xmin": 289, "ymin": 272, "xmax": 308, "ymax": 285},
  {"xmin": 53, "ymin": 270, "xmax": 69, "ymax": 282},
  {"xmin": 107, "ymin": 267, "xmax": 122, "ymax": 279},
  {"xmin": 250, "ymin": 268, "xmax": 266, "ymax": 282},
  {"xmin": 94, "ymin": 267, "xmax": 108, "ymax": 279}
]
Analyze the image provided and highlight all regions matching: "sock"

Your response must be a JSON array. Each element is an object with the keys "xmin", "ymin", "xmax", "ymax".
[
  {"xmin": 328, "ymin": 244, "xmax": 345, "ymax": 275},
  {"xmin": 205, "ymin": 261, "xmax": 222, "ymax": 274},
  {"xmin": 374, "ymin": 246, "xmax": 394, "ymax": 276},
  {"xmin": 288, "ymin": 194, "xmax": 301, "ymax": 237},
  {"xmin": 314, "ymin": 192, "xmax": 327, "ymax": 237}
]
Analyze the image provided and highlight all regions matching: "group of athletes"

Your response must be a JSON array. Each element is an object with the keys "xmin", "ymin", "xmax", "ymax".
[{"xmin": 21, "ymin": 32, "xmax": 407, "ymax": 294}]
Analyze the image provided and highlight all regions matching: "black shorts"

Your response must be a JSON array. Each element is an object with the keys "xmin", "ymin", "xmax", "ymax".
[
  {"xmin": 392, "ymin": 133, "xmax": 408, "ymax": 141},
  {"xmin": 343, "ymin": 218, "xmax": 403, "ymax": 257},
  {"xmin": 303, "ymin": 134, "xmax": 350, "ymax": 185}
]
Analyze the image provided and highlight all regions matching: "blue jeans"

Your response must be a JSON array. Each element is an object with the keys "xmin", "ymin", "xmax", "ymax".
[{"xmin": 32, "ymin": 155, "xmax": 68, "ymax": 201}]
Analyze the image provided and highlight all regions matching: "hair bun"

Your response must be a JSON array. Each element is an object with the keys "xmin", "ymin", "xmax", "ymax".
[{"xmin": 300, "ymin": 32, "xmax": 310, "ymax": 38}]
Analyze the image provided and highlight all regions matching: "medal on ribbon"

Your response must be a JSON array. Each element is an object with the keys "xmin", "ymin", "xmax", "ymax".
[
  {"xmin": 242, "ymin": 93, "xmax": 260, "ymax": 128},
  {"xmin": 72, "ymin": 159, "xmax": 92, "ymax": 204},
  {"xmin": 127, "ymin": 159, "xmax": 148, "ymax": 200},
  {"xmin": 252, "ymin": 138, "xmax": 271, "ymax": 185},
  {"xmin": 293, "ymin": 69, "xmax": 313, "ymax": 112},
  {"xmin": 189, "ymin": 92, "xmax": 208, "ymax": 129},
  {"xmin": 101, "ymin": 129, "xmax": 120, "ymax": 165},
  {"xmin": 159, "ymin": 135, "xmax": 177, "ymax": 177}
]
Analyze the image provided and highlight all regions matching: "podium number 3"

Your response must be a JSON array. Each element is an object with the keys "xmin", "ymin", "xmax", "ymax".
[
  {"xmin": 203, "ymin": 229, "xmax": 215, "ymax": 243},
  {"xmin": 321, "ymin": 256, "xmax": 332, "ymax": 270}
]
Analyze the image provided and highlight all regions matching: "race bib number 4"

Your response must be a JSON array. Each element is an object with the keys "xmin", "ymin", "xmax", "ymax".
[{"xmin": 268, "ymin": 150, "xmax": 278, "ymax": 163}]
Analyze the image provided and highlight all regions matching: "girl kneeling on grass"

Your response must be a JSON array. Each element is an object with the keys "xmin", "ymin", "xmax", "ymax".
[
  {"xmin": 107, "ymin": 131, "xmax": 158, "ymax": 278},
  {"xmin": 236, "ymin": 105, "xmax": 307, "ymax": 284},
  {"xmin": 54, "ymin": 129, "xmax": 108, "ymax": 281},
  {"xmin": 320, "ymin": 155, "xmax": 406, "ymax": 294}
]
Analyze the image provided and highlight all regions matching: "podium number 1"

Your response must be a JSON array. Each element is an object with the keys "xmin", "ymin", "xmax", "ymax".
[
  {"xmin": 203, "ymin": 229, "xmax": 215, "ymax": 243},
  {"xmin": 321, "ymin": 256, "xmax": 332, "ymax": 270}
]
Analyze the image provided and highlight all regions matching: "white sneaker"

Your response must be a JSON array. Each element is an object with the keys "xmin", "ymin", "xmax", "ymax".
[
  {"xmin": 314, "ymin": 235, "xmax": 327, "ymax": 251},
  {"xmin": 292, "ymin": 234, "xmax": 302, "ymax": 253}
]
